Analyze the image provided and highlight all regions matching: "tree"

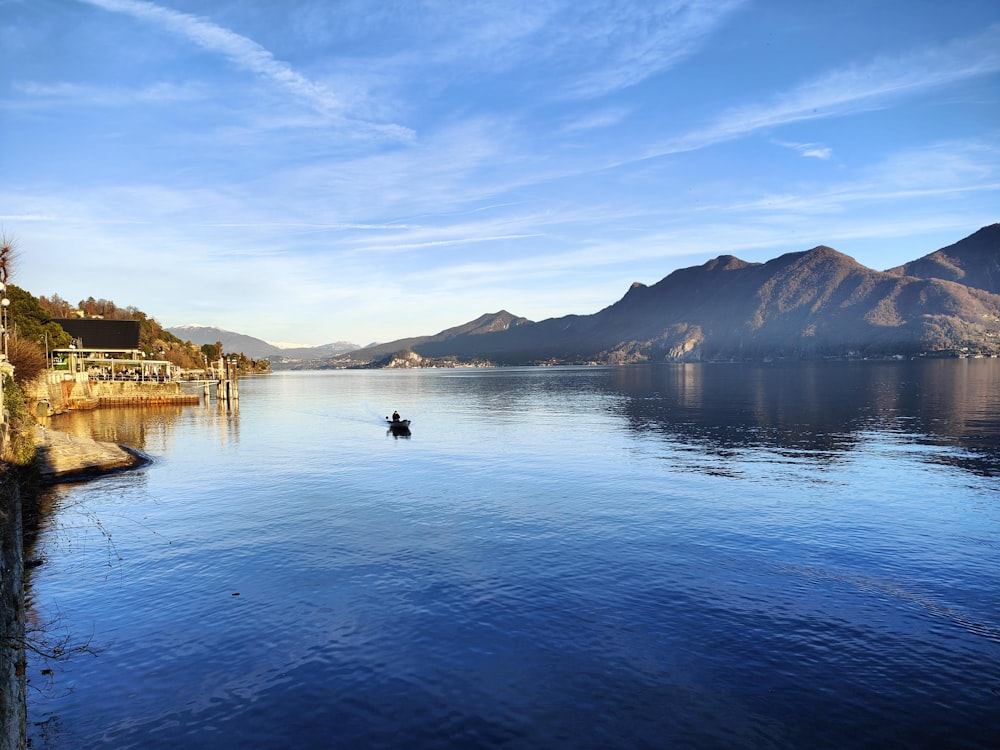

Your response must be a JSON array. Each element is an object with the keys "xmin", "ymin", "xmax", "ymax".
[
  {"xmin": 37, "ymin": 293, "xmax": 74, "ymax": 318},
  {"xmin": 6, "ymin": 335, "xmax": 46, "ymax": 384},
  {"xmin": 0, "ymin": 229, "xmax": 16, "ymax": 287},
  {"xmin": 7, "ymin": 285, "xmax": 71, "ymax": 350}
]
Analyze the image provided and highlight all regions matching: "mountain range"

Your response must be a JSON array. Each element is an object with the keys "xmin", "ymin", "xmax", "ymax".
[
  {"xmin": 165, "ymin": 324, "xmax": 360, "ymax": 360},
  {"xmin": 179, "ymin": 224, "xmax": 1000, "ymax": 367}
]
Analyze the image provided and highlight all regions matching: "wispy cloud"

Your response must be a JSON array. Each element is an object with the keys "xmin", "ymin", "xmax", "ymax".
[
  {"xmin": 562, "ymin": 107, "xmax": 632, "ymax": 133},
  {"xmin": 13, "ymin": 80, "xmax": 207, "ymax": 107},
  {"xmin": 773, "ymin": 140, "xmax": 832, "ymax": 160},
  {"xmin": 8, "ymin": 2, "xmax": 997, "ymax": 344},
  {"xmin": 645, "ymin": 24, "xmax": 1000, "ymax": 157},
  {"xmin": 686, "ymin": 140, "xmax": 1000, "ymax": 225},
  {"xmin": 354, "ymin": 0, "xmax": 747, "ymax": 101},
  {"xmin": 560, "ymin": 0, "xmax": 749, "ymax": 98},
  {"xmin": 78, "ymin": 0, "xmax": 413, "ymax": 141}
]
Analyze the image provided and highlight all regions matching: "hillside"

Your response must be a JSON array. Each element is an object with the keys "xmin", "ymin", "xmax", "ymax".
[
  {"xmin": 336, "ymin": 225, "xmax": 1000, "ymax": 365},
  {"xmin": 886, "ymin": 223, "xmax": 1000, "ymax": 294},
  {"xmin": 343, "ymin": 311, "xmax": 531, "ymax": 363},
  {"xmin": 167, "ymin": 324, "xmax": 359, "ymax": 360}
]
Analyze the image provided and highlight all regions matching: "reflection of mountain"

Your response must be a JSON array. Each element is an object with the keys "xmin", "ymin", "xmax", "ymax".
[{"xmin": 606, "ymin": 361, "xmax": 1000, "ymax": 477}]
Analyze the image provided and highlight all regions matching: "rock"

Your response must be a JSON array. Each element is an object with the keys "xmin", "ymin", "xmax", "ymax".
[{"xmin": 33, "ymin": 425, "xmax": 150, "ymax": 482}]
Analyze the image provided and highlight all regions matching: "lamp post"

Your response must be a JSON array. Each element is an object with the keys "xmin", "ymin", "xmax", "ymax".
[
  {"xmin": 0, "ymin": 283, "xmax": 5, "ymax": 425},
  {"xmin": 0, "ymin": 283, "xmax": 8, "ymax": 358}
]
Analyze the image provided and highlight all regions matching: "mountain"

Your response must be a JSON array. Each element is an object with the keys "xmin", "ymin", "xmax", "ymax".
[
  {"xmin": 170, "ymin": 225, "xmax": 1000, "ymax": 368},
  {"xmin": 338, "ymin": 225, "xmax": 1000, "ymax": 365},
  {"xmin": 885, "ymin": 223, "xmax": 1000, "ymax": 294},
  {"xmin": 167, "ymin": 324, "xmax": 359, "ymax": 360},
  {"xmin": 269, "ymin": 342, "xmax": 363, "ymax": 360},
  {"xmin": 339, "ymin": 311, "xmax": 531, "ymax": 362}
]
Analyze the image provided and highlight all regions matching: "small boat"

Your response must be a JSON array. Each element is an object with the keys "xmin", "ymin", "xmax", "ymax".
[{"xmin": 386, "ymin": 418, "xmax": 411, "ymax": 428}]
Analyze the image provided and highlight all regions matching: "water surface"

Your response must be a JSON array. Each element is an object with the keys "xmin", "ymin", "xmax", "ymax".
[{"xmin": 27, "ymin": 362, "xmax": 1000, "ymax": 748}]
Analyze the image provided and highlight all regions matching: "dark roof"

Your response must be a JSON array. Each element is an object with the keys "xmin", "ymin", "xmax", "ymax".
[{"xmin": 53, "ymin": 318, "xmax": 141, "ymax": 349}]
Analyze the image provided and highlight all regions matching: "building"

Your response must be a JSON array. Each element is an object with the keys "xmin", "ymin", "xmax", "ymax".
[{"xmin": 50, "ymin": 318, "xmax": 177, "ymax": 381}]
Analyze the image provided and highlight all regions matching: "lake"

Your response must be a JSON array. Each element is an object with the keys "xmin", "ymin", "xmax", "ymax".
[{"xmin": 26, "ymin": 361, "xmax": 1000, "ymax": 749}]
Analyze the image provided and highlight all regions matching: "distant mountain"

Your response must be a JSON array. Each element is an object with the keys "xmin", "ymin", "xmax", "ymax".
[
  {"xmin": 270, "ymin": 341, "xmax": 363, "ymax": 360},
  {"xmin": 339, "ymin": 311, "xmax": 531, "ymax": 362},
  {"xmin": 171, "ymin": 226, "xmax": 1000, "ymax": 368},
  {"xmin": 886, "ymin": 223, "xmax": 1000, "ymax": 294},
  {"xmin": 336, "ymin": 225, "xmax": 1000, "ymax": 366},
  {"xmin": 167, "ymin": 324, "xmax": 359, "ymax": 360}
]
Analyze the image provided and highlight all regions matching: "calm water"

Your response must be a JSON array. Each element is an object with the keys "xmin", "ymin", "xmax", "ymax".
[{"xmin": 26, "ymin": 362, "xmax": 1000, "ymax": 749}]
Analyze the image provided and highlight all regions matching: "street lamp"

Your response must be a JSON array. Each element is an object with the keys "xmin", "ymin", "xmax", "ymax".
[
  {"xmin": 0, "ymin": 282, "xmax": 9, "ymax": 358},
  {"xmin": 0, "ymin": 283, "xmax": 8, "ymax": 425}
]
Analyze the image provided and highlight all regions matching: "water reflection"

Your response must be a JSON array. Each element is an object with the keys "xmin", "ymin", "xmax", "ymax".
[
  {"xmin": 47, "ymin": 399, "xmax": 242, "ymax": 454},
  {"xmin": 608, "ymin": 360, "xmax": 1000, "ymax": 475},
  {"xmin": 25, "ymin": 363, "xmax": 1000, "ymax": 749}
]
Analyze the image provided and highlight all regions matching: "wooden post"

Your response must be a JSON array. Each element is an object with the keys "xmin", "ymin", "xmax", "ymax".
[{"xmin": 216, "ymin": 357, "xmax": 225, "ymax": 402}]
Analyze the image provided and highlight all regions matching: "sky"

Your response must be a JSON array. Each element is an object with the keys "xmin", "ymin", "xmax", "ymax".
[{"xmin": 2, "ymin": 1, "xmax": 998, "ymax": 347}]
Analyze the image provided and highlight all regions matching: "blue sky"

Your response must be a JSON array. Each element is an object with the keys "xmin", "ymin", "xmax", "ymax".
[{"xmin": 2, "ymin": 0, "xmax": 998, "ymax": 346}]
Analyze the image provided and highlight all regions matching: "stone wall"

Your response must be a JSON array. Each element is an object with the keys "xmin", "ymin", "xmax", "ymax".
[
  {"xmin": 27, "ymin": 374, "xmax": 201, "ymax": 416},
  {"xmin": 0, "ymin": 471, "xmax": 25, "ymax": 750}
]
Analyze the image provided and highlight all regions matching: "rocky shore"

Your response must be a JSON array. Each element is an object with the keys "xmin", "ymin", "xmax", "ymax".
[
  {"xmin": 1, "ymin": 419, "xmax": 155, "ymax": 749},
  {"xmin": 33, "ymin": 425, "xmax": 151, "ymax": 482}
]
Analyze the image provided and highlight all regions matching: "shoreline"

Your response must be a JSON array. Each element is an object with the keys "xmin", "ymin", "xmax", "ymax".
[{"xmin": 33, "ymin": 424, "xmax": 152, "ymax": 483}]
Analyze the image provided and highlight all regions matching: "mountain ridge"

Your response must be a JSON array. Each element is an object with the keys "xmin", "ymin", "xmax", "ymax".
[
  {"xmin": 166, "ymin": 324, "xmax": 360, "ymax": 360},
  {"xmin": 181, "ymin": 224, "xmax": 1000, "ymax": 367},
  {"xmin": 886, "ymin": 223, "xmax": 1000, "ymax": 294},
  {"xmin": 343, "ymin": 225, "xmax": 1000, "ymax": 365}
]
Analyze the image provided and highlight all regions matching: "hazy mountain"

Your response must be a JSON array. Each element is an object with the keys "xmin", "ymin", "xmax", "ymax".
[
  {"xmin": 167, "ymin": 324, "xmax": 359, "ymax": 360},
  {"xmin": 885, "ymin": 223, "xmax": 1000, "ymax": 294},
  {"xmin": 270, "ymin": 341, "xmax": 363, "ymax": 360},
  {"xmin": 338, "ymin": 225, "xmax": 1000, "ymax": 365},
  {"xmin": 171, "ymin": 225, "xmax": 1000, "ymax": 367},
  {"xmin": 340, "ymin": 311, "xmax": 531, "ymax": 362}
]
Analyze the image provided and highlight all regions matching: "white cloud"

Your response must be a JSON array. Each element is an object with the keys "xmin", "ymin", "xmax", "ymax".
[
  {"xmin": 12, "ymin": 80, "xmax": 207, "ymax": 107},
  {"xmin": 338, "ymin": 0, "xmax": 747, "ymax": 103},
  {"xmin": 559, "ymin": 0, "xmax": 749, "ymax": 98},
  {"xmin": 644, "ymin": 24, "xmax": 1000, "ymax": 158},
  {"xmin": 773, "ymin": 140, "xmax": 832, "ymax": 160},
  {"xmin": 562, "ymin": 107, "xmax": 632, "ymax": 132},
  {"xmin": 78, "ymin": 0, "xmax": 413, "ymax": 141}
]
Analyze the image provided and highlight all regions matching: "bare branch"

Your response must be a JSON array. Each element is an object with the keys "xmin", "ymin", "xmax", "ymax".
[{"xmin": 0, "ymin": 228, "xmax": 18, "ymax": 284}]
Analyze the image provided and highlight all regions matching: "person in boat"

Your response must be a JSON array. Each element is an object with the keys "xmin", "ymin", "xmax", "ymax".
[{"xmin": 391, "ymin": 410, "xmax": 401, "ymax": 423}]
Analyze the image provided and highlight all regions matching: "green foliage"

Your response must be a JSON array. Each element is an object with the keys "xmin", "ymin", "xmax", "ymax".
[
  {"xmin": 7, "ymin": 284, "xmax": 72, "ymax": 350},
  {"xmin": 35, "ymin": 288, "xmax": 267, "ymax": 370},
  {"xmin": 2, "ymin": 376, "xmax": 36, "ymax": 467},
  {"xmin": 229, "ymin": 352, "xmax": 270, "ymax": 374}
]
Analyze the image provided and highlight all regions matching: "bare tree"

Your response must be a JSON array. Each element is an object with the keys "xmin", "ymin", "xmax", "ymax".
[
  {"xmin": 0, "ymin": 229, "xmax": 16, "ymax": 286},
  {"xmin": 6, "ymin": 337, "xmax": 45, "ymax": 384}
]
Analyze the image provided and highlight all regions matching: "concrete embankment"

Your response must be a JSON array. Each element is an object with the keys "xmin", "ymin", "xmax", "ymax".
[
  {"xmin": 33, "ymin": 425, "xmax": 151, "ymax": 482},
  {"xmin": 0, "ymin": 471, "xmax": 26, "ymax": 750},
  {"xmin": 29, "ymin": 373, "xmax": 202, "ymax": 417}
]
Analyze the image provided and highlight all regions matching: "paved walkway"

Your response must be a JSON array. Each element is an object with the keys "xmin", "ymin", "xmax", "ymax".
[{"xmin": 33, "ymin": 425, "xmax": 150, "ymax": 482}]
